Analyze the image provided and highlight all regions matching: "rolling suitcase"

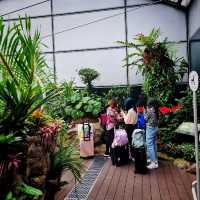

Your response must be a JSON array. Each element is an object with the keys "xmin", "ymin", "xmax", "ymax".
[
  {"xmin": 110, "ymin": 144, "xmax": 129, "ymax": 166},
  {"xmin": 133, "ymin": 147, "xmax": 147, "ymax": 174},
  {"xmin": 78, "ymin": 122, "xmax": 94, "ymax": 158},
  {"xmin": 132, "ymin": 129, "xmax": 147, "ymax": 174},
  {"xmin": 111, "ymin": 128, "xmax": 129, "ymax": 166}
]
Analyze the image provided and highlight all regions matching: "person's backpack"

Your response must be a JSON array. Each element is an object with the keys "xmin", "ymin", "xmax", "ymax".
[
  {"xmin": 137, "ymin": 113, "xmax": 146, "ymax": 129},
  {"xmin": 132, "ymin": 129, "xmax": 145, "ymax": 148}
]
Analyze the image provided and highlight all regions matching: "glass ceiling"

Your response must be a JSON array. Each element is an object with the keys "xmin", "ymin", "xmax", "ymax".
[{"xmin": 153, "ymin": 0, "xmax": 192, "ymax": 8}]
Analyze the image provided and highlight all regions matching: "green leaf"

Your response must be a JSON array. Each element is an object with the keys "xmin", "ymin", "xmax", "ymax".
[{"xmin": 19, "ymin": 183, "xmax": 43, "ymax": 197}]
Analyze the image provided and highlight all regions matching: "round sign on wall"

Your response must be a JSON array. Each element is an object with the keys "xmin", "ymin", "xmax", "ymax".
[{"xmin": 189, "ymin": 71, "xmax": 199, "ymax": 92}]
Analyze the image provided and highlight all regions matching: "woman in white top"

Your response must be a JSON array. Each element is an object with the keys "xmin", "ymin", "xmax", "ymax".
[{"xmin": 121, "ymin": 97, "xmax": 137, "ymax": 145}]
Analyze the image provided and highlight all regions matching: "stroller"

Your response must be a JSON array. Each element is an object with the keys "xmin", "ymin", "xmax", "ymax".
[
  {"xmin": 132, "ymin": 129, "xmax": 147, "ymax": 174},
  {"xmin": 110, "ymin": 125, "xmax": 129, "ymax": 166}
]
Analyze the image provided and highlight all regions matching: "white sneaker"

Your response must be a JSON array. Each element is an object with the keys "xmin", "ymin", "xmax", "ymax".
[
  {"xmin": 147, "ymin": 158, "xmax": 151, "ymax": 164},
  {"xmin": 147, "ymin": 161, "xmax": 158, "ymax": 169}
]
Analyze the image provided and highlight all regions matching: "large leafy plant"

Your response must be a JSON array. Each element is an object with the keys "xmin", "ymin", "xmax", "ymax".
[
  {"xmin": 0, "ymin": 17, "xmax": 61, "ymax": 134},
  {"xmin": 159, "ymin": 88, "xmax": 200, "ymax": 144},
  {"xmin": 45, "ymin": 123, "xmax": 83, "ymax": 199},
  {"xmin": 46, "ymin": 82, "xmax": 102, "ymax": 121},
  {"xmin": 119, "ymin": 28, "xmax": 187, "ymax": 104},
  {"xmin": 0, "ymin": 17, "xmax": 61, "ymax": 199},
  {"xmin": 5, "ymin": 182, "xmax": 43, "ymax": 200},
  {"xmin": 50, "ymin": 124, "xmax": 83, "ymax": 181},
  {"xmin": 103, "ymin": 87, "xmax": 129, "ymax": 108},
  {"xmin": 64, "ymin": 90, "xmax": 102, "ymax": 120}
]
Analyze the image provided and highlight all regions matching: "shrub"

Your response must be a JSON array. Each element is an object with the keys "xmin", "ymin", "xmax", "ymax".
[
  {"xmin": 177, "ymin": 143, "xmax": 195, "ymax": 162},
  {"xmin": 78, "ymin": 68, "xmax": 99, "ymax": 91}
]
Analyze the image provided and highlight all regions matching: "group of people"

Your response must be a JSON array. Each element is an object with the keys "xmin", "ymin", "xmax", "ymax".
[{"xmin": 102, "ymin": 96, "xmax": 159, "ymax": 170}]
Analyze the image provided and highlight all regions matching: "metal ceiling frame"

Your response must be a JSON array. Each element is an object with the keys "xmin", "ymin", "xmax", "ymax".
[{"xmin": 151, "ymin": 0, "xmax": 194, "ymax": 10}]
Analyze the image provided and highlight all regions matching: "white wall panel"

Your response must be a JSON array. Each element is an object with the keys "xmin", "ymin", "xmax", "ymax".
[
  {"xmin": 129, "ymin": 67, "xmax": 144, "ymax": 85},
  {"xmin": 42, "ymin": 53, "xmax": 54, "ymax": 80},
  {"xmin": 32, "ymin": 18, "xmax": 52, "ymax": 52},
  {"xmin": 0, "ymin": 0, "xmax": 50, "ymax": 19},
  {"xmin": 189, "ymin": 0, "xmax": 200, "ymax": 38},
  {"xmin": 3, "ymin": 18, "xmax": 52, "ymax": 52},
  {"xmin": 55, "ymin": 49, "xmax": 126, "ymax": 86},
  {"xmin": 127, "ymin": 4, "xmax": 186, "ymax": 42},
  {"xmin": 43, "ymin": 54, "xmax": 54, "ymax": 70},
  {"xmin": 54, "ymin": 10, "xmax": 125, "ymax": 50},
  {"xmin": 173, "ymin": 42, "xmax": 187, "ymax": 59},
  {"xmin": 53, "ymin": 0, "xmax": 124, "ymax": 14}
]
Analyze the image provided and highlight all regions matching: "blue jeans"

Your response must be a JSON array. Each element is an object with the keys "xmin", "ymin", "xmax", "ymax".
[{"xmin": 146, "ymin": 126, "xmax": 158, "ymax": 162}]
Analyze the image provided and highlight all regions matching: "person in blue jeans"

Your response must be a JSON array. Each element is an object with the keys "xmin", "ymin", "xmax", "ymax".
[{"xmin": 145, "ymin": 98, "xmax": 159, "ymax": 169}]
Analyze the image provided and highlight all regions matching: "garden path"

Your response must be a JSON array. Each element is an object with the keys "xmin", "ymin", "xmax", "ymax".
[{"xmin": 56, "ymin": 158, "xmax": 195, "ymax": 200}]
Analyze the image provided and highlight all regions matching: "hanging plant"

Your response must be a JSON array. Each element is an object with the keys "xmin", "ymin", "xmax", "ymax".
[{"xmin": 119, "ymin": 28, "xmax": 188, "ymax": 105}]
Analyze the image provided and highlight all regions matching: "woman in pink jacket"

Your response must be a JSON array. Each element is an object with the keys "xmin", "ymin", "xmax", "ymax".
[{"xmin": 104, "ymin": 99, "xmax": 121, "ymax": 157}]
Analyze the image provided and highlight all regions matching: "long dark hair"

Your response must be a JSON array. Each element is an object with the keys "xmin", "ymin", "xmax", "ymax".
[
  {"xmin": 147, "ymin": 98, "xmax": 159, "ymax": 119},
  {"xmin": 124, "ymin": 97, "xmax": 136, "ymax": 111},
  {"xmin": 136, "ymin": 94, "xmax": 146, "ymax": 107}
]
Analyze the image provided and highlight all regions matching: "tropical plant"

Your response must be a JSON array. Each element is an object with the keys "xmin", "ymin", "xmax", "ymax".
[
  {"xmin": 46, "ymin": 83, "xmax": 102, "ymax": 121},
  {"xmin": 103, "ymin": 87, "xmax": 130, "ymax": 108},
  {"xmin": 0, "ymin": 17, "xmax": 61, "ymax": 133},
  {"xmin": 159, "ymin": 87, "xmax": 200, "ymax": 145},
  {"xmin": 176, "ymin": 88, "xmax": 200, "ymax": 122},
  {"xmin": 48, "ymin": 123, "xmax": 83, "ymax": 182},
  {"xmin": 45, "ymin": 81, "xmax": 74, "ymax": 119},
  {"xmin": 5, "ymin": 182, "xmax": 43, "ymax": 200},
  {"xmin": 39, "ymin": 120, "xmax": 61, "ymax": 151},
  {"xmin": 119, "ymin": 28, "xmax": 187, "ymax": 104},
  {"xmin": 177, "ymin": 143, "xmax": 195, "ymax": 162},
  {"xmin": 0, "ymin": 17, "xmax": 61, "ymax": 199},
  {"xmin": 64, "ymin": 91, "xmax": 102, "ymax": 120},
  {"xmin": 78, "ymin": 68, "xmax": 99, "ymax": 91}
]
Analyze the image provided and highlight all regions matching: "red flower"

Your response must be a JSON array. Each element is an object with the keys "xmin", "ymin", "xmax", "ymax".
[
  {"xmin": 159, "ymin": 106, "xmax": 171, "ymax": 114},
  {"xmin": 159, "ymin": 104, "xmax": 183, "ymax": 115}
]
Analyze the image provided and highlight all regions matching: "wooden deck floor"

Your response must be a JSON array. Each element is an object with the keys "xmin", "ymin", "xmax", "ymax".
[{"xmin": 56, "ymin": 158, "xmax": 196, "ymax": 200}]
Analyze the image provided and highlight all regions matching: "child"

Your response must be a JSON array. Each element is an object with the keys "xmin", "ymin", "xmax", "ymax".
[{"xmin": 145, "ymin": 98, "xmax": 159, "ymax": 169}]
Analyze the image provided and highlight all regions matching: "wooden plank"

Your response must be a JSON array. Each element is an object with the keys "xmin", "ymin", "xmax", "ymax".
[
  {"xmin": 87, "ymin": 160, "xmax": 111, "ymax": 200},
  {"xmin": 114, "ymin": 164, "xmax": 129, "ymax": 200},
  {"xmin": 124, "ymin": 164, "xmax": 135, "ymax": 200},
  {"xmin": 105, "ymin": 164, "xmax": 122, "ymax": 200},
  {"xmin": 95, "ymin": 160, "xmax": 115, "ymax": 200},
  {"xmin": 133, "ymin": 173, "xmax": 143, "ymax": 200},
  {"xmin": 55, "ymin": 171, "xmax": 75, "ymax": 200},
  {"xmin": 156, "ymin": 161, "xmax": 171, "ymax": 200},
  {"xmin": 142, "ymin": 172, "xmax": 151, "ymax": 200},
  {"xmin": 163, "ymin": 161, "xmax": 180, "ymax": 200},
  {"xmin": 149, "ymin": 169, "xmax": 161, "ymax": 200},
  {"xmin": 169, "ymin": 162, "xmax": 191, "ymax": 200},
  {"xmin": 177, "ymin": 167, "xmax": 195, "ymax": 200}
]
